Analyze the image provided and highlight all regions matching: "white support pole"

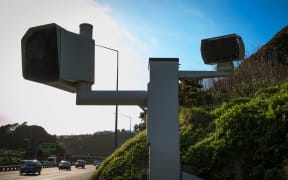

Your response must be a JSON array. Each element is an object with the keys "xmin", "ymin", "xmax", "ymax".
[{"xmin": 147, "ymin": 58, "xmax": 180, "ymax": 180}]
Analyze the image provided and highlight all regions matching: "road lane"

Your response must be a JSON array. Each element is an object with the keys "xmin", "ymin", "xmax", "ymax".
[{"xmin": 0, "ymin": 165, "xmax": 96, "ymax": 180}]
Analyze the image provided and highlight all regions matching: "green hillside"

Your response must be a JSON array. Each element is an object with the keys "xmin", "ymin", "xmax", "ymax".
[
  {"xmin": 181, "ymin": 82, "xmax": 288, "ymax": 179},
  {"xmin": 92, "ymin": 82, "xmax": 288, "ymax": 179},
  {"xmin": 92, "ymin": 26, "xmax": 288, "ymax": 179},
  {"xmin": 92, "ymin": 131, "xmax": 148, "ymax": 180}
]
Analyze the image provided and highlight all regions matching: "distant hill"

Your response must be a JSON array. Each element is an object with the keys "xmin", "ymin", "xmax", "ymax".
[
  {"xmin": 58, "ymin": 130, "xmax": 134, "ymax": 158},
  {"xmin": 0, "ymin": 123, "xmax": 57, "ymax": 150},
  {"xmin": 0, "ymin": 123, "xmax": 65, "ymax": 165},
  {"xmin": 0, "ymin": 123, "xmax": 134, "ymax": 163}
]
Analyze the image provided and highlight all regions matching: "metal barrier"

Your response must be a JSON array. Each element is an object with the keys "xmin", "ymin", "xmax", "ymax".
[
  {"xmin": 0, "ymin": 165, "xmax": 57, "ymax": 172},
  {"xmin": 0, "ymin": 162, "xmax": 85, "ymax": 172},
  {"xmin": 0, "ymin": 165, "xmax": 19, "ymax": 171}
]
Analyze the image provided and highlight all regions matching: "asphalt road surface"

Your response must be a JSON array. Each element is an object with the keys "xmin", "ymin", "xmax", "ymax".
[{"xmin": 0, "ymin": 165, "xmax": 96, "ymax": 180}]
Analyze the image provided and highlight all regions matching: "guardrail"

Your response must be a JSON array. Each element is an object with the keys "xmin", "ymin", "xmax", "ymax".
[
  {"xmin": 0, "ymin": 162, "xmax": 88, "ymax": 172},
  {"xmin": 0, "ymin": 165, "xmax": 19, "ymax": 171},
  {"xmin": 0, "ymin": 165, "xmax": 57, "ymax": 172}
]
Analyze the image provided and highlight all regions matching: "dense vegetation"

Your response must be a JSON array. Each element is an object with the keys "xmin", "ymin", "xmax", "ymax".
[
  {"xmin": 91, "ymin": 131, "xmax": 148, "ymax": 180},
  {"xmin": 180, "ymin": 82, "xmax": 288, "ymax": 179},
  {"xmin": 0, "ymin": 149, "xmax": 26, "ymax": 166},
  {"xmin": 92, "ymin": 26, "xmax": 288, "ymax": 179}
]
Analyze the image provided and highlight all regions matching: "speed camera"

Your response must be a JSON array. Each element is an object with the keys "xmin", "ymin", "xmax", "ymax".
[
  {"xmin": 201, "ymin": 34, "xmax": 245, "ymax": 65},
  {"xmin": 21, "ymin": 23, "xmax": 95, "ymax": 92}
]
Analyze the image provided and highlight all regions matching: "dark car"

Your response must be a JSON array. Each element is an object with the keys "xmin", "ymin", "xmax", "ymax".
[
  {"xmin": 19, "ymin": 160, "xmax": 42, "ymax": 175},
  {"xmin": 93, "ymin": 160, "xmax": 100, "ymax": 166},
  {"xmin": 94, "ymin": 161, "xmax": 101, "ymax": 169},
  {"xmin": 95, "ymin": 162, "xmax": 101, "ymax": 169},
  {"xmin": 75, "ymin": 160, "xmax": 85, "ymax": 168},
  {"xmin": 58, "ymin": 160, "xmax": 71, "ymax": 170}
]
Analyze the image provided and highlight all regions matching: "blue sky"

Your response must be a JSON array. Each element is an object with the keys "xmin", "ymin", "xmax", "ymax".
[
  {"xmin": 0, "ymin": 0, "xmax": 287, "ymax": 135},
  {"xmin": 96, "ymin": 0, "xmax": 288, "ymax": 70}
]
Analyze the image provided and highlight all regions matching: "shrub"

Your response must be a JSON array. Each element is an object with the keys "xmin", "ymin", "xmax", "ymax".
[{"xmin": 91, "ymin": 131, "xmax": 148, "ymax": 180}]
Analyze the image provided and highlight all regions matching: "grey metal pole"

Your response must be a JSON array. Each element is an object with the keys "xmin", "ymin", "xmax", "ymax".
[
  {"xmin": 129, "ymin": 116, "xmax": 132, "ymax": 137},
  {"xmin": 94, "ymin": 44, "xmax": 119, "ymax": 150},
  {"xmin": 118, "ymin": 114, "xmax": 132, "ymax": 136},
  {"xmin": 28, "ymin": 126, "xmax": 32, "ymax": 159},
  {"xmin": 80, "ymin": 23, "xmax": 93, "ymax": 38},
  {"xmin": 76, "ymin": 90, "xmax": 147, "ymax": 106},
  {"xmin": 115, "ymin": 51, "xmax": 119, "ymax": 150}
]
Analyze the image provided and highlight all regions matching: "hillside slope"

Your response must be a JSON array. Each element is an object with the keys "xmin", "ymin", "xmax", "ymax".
[
  {"xmin": 181, "ymin": 81, "xmax": 288, "ymax": 179},
  {"xmin": 92, "ymin": 81, "xmax": 288, "ymax": 179},
  {"xmin": 91, "ymin": 25, "xmax": 288, "ymax": 179},
  {"xmin": 91, "ymin": 131, "xmax": 148, "ymax": 180}
]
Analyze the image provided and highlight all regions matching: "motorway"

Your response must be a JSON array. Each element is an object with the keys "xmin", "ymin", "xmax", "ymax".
[{"xmin": 0, "ymin": 165, "xmax": 96, "ymax": 180}]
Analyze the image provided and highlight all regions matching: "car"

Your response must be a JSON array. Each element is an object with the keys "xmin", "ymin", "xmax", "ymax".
[
  {"xmin": 75, "ymin": 160, "xmax": 85, "ymax": 168},
  {"xmin": 93, "ymin": 160, "xmax": 99, "ymax": 166},
  {"xmin": 19, "ymin": 160, "xmax": 42, "ymax": 175},
  {"xmin": 43, "ymin": 156, "xmax": 57, "ymax": 166},
  {"xmin": 95, "ymin": 161, "xmax": 101, "ymax": 169},
  {"xmin": 58, "ymin": 160, "xmax": 71, "ymax": 170}
]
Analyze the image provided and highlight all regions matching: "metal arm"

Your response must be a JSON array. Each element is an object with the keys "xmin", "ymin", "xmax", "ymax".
[{"xmin": 76, "ymin": 82, "xmax": 147, "ymax": 108}]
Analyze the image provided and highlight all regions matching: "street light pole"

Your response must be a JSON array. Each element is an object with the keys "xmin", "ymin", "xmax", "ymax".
[
  {"xmin": 95, "ymin": 44, "xmax": 119, "ymax": 150},
  {"xmin": 115, "ymin": 49, "xmax": 119, "ymax": 149},
  {"xmin": 121, "ymin": 114, "xmax": 132, "ymax": 136}
]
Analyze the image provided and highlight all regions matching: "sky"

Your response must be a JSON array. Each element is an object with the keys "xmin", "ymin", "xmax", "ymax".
[{"xmin": 0, "ymin": 0, "xmax": 287, "ymax": 135}]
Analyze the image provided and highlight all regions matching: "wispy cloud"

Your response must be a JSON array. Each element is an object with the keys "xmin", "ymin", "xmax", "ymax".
[{"xmin": 183, "ymin": 8, "xmax": 203, "ymax": 17}]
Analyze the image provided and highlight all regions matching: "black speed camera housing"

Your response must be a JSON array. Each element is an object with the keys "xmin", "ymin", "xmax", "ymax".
[
  {"xmin": 201, "ymin": 34, "xmax": 245, "ymax": 65},
  {"xmin": 21, "ymin": 23, "xmax": 95, "ymax": 92}
]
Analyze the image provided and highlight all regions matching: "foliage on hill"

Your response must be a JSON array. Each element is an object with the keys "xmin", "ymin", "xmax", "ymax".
[
  {"xmin": 91, "ymin": 130, "xmax": 148, "ymax": 180},
  {"xmin": 181, "ymin": 82, "xmax": 288, "ymax": 179},
  {"xmin": 0, "ymin": 149, "xmax": 25, "ymax": 165}
]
